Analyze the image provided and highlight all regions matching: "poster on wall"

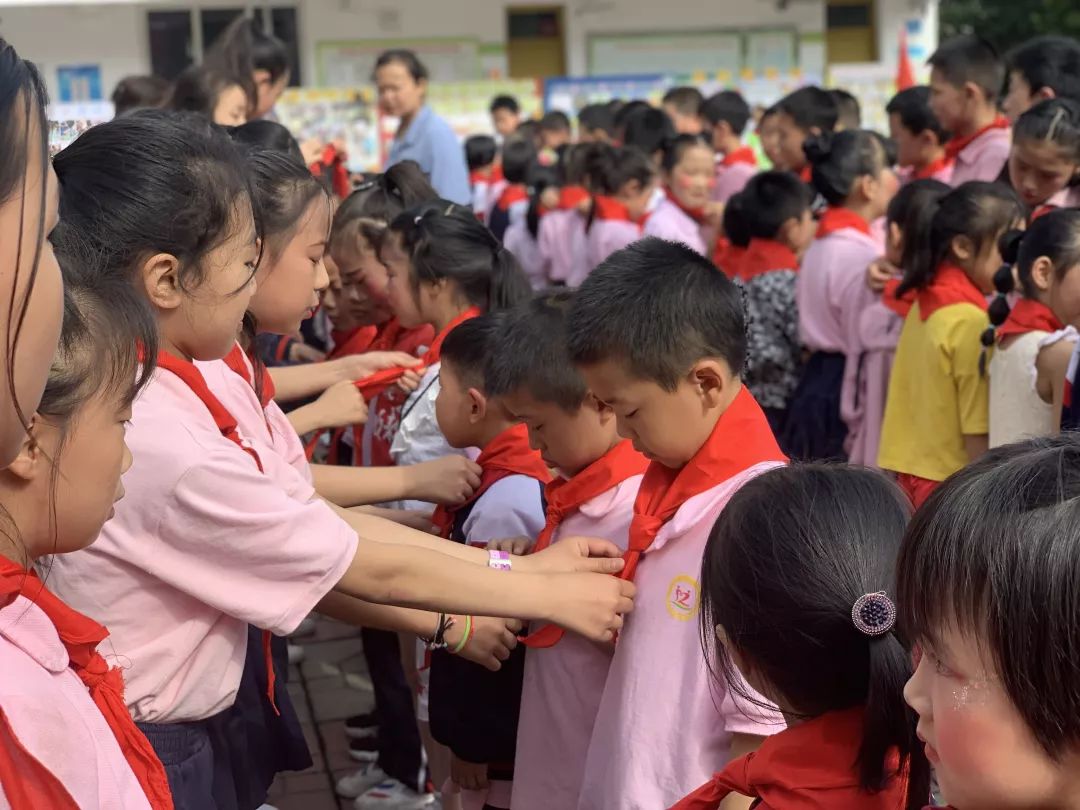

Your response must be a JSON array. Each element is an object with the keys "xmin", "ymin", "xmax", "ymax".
[
  {"xmin": 57, "ymin": 65, "xmax": 103, "ymax": 103},
  {"xmin": 544, "ymin": 75, "xmax": 671, "ymax": 120},
  {"xmin": 47, "ymin": 101, "xmax": 113, "ymax": 156},
  {"xmin": 275, "ymin": 87, "xmax": 381, "ymax": 172},
  {"xmin": 316, "ymin": 38, "xmax": 483, "ymax": 85}
]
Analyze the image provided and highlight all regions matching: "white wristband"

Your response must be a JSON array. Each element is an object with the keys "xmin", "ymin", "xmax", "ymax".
[{"xmin": 488, "ymin": 550, "xmax": 512, "ymax": 571}]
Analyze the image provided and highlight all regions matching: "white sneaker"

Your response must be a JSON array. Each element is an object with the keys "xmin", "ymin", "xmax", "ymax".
[
  {"xmin": 287, "ymin": 643, "xmax": 305, "ymax": 665},
  {"xmin": 354, "ymin": 779, "xmax": 435, "ymax": 809},
  {"xmin": 336, "ymin": 763, "xmax": 387, "ymax": 798}
]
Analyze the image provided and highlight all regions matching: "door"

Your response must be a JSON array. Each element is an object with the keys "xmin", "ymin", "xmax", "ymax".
[
  {"xmin": 826, "ymin": 0, "xmax": 877, "ymax": 64},
  {"xmin": 507, "ymin": 6, "xmax": 566, "ymax": 79}
]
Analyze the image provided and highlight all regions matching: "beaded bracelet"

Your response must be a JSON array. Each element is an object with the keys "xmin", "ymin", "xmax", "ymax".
[{"xmin": 421, "ymin": 612, "xmax": 455, "ymax": 650}]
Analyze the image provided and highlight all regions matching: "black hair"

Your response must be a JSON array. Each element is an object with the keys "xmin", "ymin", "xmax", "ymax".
[
  {"xmin": 727, "ymin": 171, "xmax": 815, "ymax": 240},
  {"xmin": 898, "ymin": 434, "xmax": 1080, "ymax": 759},
  {"xmin": 721, "ymin": 195, "xmax": 752, "ymax": 250},
  {"xmin": 53, "ymin": 110, "xmax": 255, "ymax": 297},
  {"xmin": 622, "ymin": 106, "xmax": 676, "ymax": 158},
  {"xmin": 167, "ymin": 65, "xmax": 247, "ymax": 121},
  {"xmin": 613, "ymin": 99, "xmax": 651, "ymax": 135},
  {"xmin": 204, "ymin": 16, "xmax": 290, "ymax": 113},
  {"xmin": 562, "ymin": 142, "xmax": 599, "ymax": 187},
  {"xmin": 660, "ymin": 133, "xmax": 711, "ymax": 173},
  {"xmin": 1007, "ymin": 35, "xmax": 1080, "ymax": 104},
  {"xmin": 662, "ymin": 86, "xmax": 704, "ymax": 117},
  {"xmin": 803, "ymin": 129, "xmax": 896, "ymax": 206},
  {"xmin": 885, "ymin": 86, "xmax": 949, "ymax": 144},
  {"xmin": 245, "ymin": 148, "xmax": 329, "ymax": 260},
  {"xmin": 440, "ymin": 311, "xmax": 505, "ymax": 389},
  {"xmin": 111, "ymin": 75, "xmax": 170, "ymax": 116},
  {"xmin": 501, "ymin": 137, "xmax": 537, "ymax": 185},
  {"xmin": 525, "ymin": 160, "xmax": 560, "ymax": 239},
  {"xmin": 566, "ymin": 237, "xmax": 746, "ymax": 386},
  {"xmin": 387, "ymin": 200, "xmax": 531, "ymax": 313},
  {"xmin": 373, "ymin": 49, "xmax": 429, "ymax": 83},
  {"xmin": 897, "ymin": 181, "xmax": 1024, "ymax": 297},
  {"xmin": 704, "ymin": 465, "xmax": 929, "ymax": 810},
  {"xmin": 585, "ymin": 144, "xmax": 655, "ymax": 196},
  {"xmin": 1012, "ymin": 97, "xmax": 1080, "ymax": 164},
  {"xmin": 578, "ymin": 103, "xmax": 616, "ymax": 138},
  {"xmin": 929, "ymin": 34, "xmax": 1005, "ymax": 102},
  {"xmin": 830, "ymin": 88, "xmax": 862, "ymax": 129},
  {"xmin": 465, "ymin": 135, "xmax": 498, "ymax": 171},
  {"xmin": 489, "ymin": 94, "xmax": 520, "ymax": 115},
  {"xmin": 776, "ymin": 86, "xmax": 840, "ymax": 133},
  {"xmin": 539, "ymin": 110, "xmax": 571, "ymax": 133},
  {"xmin": 229, "ymin": 119, "xmax": 304, "ymax": 164},
  {"xmin": 700, "ymin": 90, "xmax": 751, "ymax": 136},
  {"xmin": 330, "ymin": 160, "xmax": 437, "ymax": 256},
  {"xmin": 485, "ymin": 290, "xmax": 588, "ymax": 411},
  {"xmin": 886, "ymin": 179, "xmax": 951, "ymax": 277}
]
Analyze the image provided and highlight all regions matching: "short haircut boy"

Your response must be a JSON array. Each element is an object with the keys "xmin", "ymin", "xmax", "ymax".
[
  {"xmin": 579, "ymin": 103, "xmax": 617, "ymax": 139},
  {"xmin": 700, "ymin": 90, "xmax": 751, "ymax": 136},
  {"xmin": 485, "ymin": 291, "xmax": 588, "ymax": 411},
  {"xmin": 776, "ymin": 86, "xmax": 840, "ymax": 133},
  {"xmin": 540, "ymin": 111, "xmax": 571, "ymax": 133},
  {"xmin": 929, "ymin": 34, "xmax": 1005, "ymax": 101},
  {"xmin": 465, "ymin": 135, "xmax": 498, "ymax": 171},
  {"xmin": 566, "ymin": 237, "xmax": 747, "ymax": 387},
  {"xmin": 622, "ymin": 107, "xmax": 676, "ymax": 157},
  {"xmin": 490, "ymin": 94, "xmax": 520, "ymax": 116},
  {"xmin": 502, "ymin": 137, "xmax": 537, "ymax": 184},
  {"xmin": 886, "ymin": 86, "xmax": 949, "ymax": 143},
  {"xmin": 662, "ymin": 86, "xmax": 704, "ymax": 117},
  {"xmin": 735, "ymin": 171, "xmax": 815, "ymax": 239},
  {"xmin": 830, "ymin": 88, "xmax": 862, "ymax": 129},
  {"xmin": 440, "ymin": 312, "xmax": 503, "ymax": 389},
  {"xmin": 1007, "ymin": 35, "xmax": 1080, "ymax": 104}
]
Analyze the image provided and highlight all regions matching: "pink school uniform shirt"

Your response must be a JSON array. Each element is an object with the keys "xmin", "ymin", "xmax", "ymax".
[
  {"xmin": 586, "ymin": 219, "xmax": 641, "ymax": 271},
  {"xmin": 0, "ymin": 595, "xmax": 153, "ymax": 810},
  {"xmin": 504, "ymin": 220, "xmax": 551, "ymax": 290},
  {"xmin": 643, "ymin": 198, "xmax": 707, "ymax": 256},
  {"xmin": 46, "ymin": 361, "xmax": 358, "ymax": 724},
  {"xmin": 539, "ymin": 208, "xmax": 589, "ymax": 287},
  {"xmin": 950, "ymin": 126, "xmax": 1011, "ymax": 185},
  {"xmin": 713, "ymin": 161, "xmax": 757, "ymax": 204},
  {"xmin": 512, "ymin": 475, "xmax": 643, "ymax": 810},
  {"xmin": 845, "ymin": 301, "xmax": 905, "ymax": 467},
  {"xmin": 576, "ymin": 462, "xmax": 786, "ymax": 810}
]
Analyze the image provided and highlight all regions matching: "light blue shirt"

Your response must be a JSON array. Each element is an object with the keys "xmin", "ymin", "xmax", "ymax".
[{"xmin": 387, "ymin": 105, "xmax": 470, "ymax": 205}]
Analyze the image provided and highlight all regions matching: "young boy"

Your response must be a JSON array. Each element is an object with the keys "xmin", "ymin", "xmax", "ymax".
[
  {"xmin": 929, "ymin": 35, "xmax": 1010, "ymax": 185},
  {"xmin": 465, "ymin": 134, "xmax": 503, "ymax": 224},
  {"xmin": 662, "ymin": 86, "xmax": 705, "ymax": 135},
  {"xmin": 539, "ymin": 110, "xmax": 572, "ymax": 150},
  {"xmin": 488, "ymin": 137, "xmax": 535, "ymax": 241},
  {"xmin": 886, "ymin": 85, "xmax": 952, "ymax": 183},
  {"xmin": 490, "ymin": 94, "xmax": 522, "ymax": 139},
  {"xmin": 830, "ymin": 88, "xmax": 862, "ymax": 130},
  {"xmin": 565, "ymin": 237, "xmax": 787, "ymax": 810},
  {"xmin": 1003, "ymin": 35, "xmax": 1080, "ymax": 122},
  {"xmin": 428, "ymin": 314, "xmax": 551, "ymax": 810},
  {"xmin": 578, "ymin": 103, "xmax": 616, "ymax": 144},
  {"xmin": 701, "ymin": 90, "xmax": 758, "ymax": 203},
  {"xmin": 482, "ymin": 291, "xmax": 649, "ymax": 810},
  {"xmin": 773, "ymin": 85, "xmax": 839, "ymax": 179},
  {"xmin": 729, "ymin": 172, "xmax": 817, "ymax": 437}
]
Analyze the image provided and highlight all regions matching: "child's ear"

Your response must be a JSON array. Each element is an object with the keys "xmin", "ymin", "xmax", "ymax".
[
  {"xmin": 1029, "ymin": 255, "xmax": 1055, "ymax": 292},
  {"xmin": 4, "ymin": 416, "xmax": 44, "ymax": 484},
  {"xmin": 142, "ymin": 253, "xmax": 183, "ymax": 311},
  {"xmin": 962, "ymin": 81, "xmax": 984, "ymax": 105},
  {"xmin": 1036, "ymin": 86, "xmax": 1057, "ymax": 103},
  {"xmin": 951, "ymin": 234, "xmax": 976, "ymax": 264},
  {"xmin": 586, "ymin": 392, "xmax": 615, "ymax": 423},
  {"xmin": 689, "ymin": 358, "xmax": 731, "ymax": 405},
  {"xmin": 467, "ymin": 387, "xmax": 487, "ymax": 423},
  {"xmin": 855, "ymin": 173, "xmax": 876, "ymax": 202},
  {"xmin": 777, "ymin": 215, "xmax": 802, "ymax": 246}
]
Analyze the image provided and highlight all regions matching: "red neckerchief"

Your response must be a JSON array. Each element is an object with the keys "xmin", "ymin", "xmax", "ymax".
[
  {"xmin": 1032, "ymin": 204, "xmax": 1057, "ymax": 222},
  {"xmin": 223, "ymin": 344, "xmax": 276, "ymax": 409},
  {"xmin": 430, "ymin": 424, "xmax": 553, "ymax": 539},
  {"xmin": 521, "ymin": 440, "xmax": 649, "ymax": 648},
  {"xmin": 913, "ymin": 155, "xmax": 952, "ymax": 180},
  {"xmin": 491, "ymin": 163, "xmax": 505, "ymax": 183},
  {"xmin": 156, "ymin": 350, "xmax": 279, "ymax": 718},
  {"xmin": 720, "ymin": 146, "xmax": 757, "ymax": 167},
  {"xmin": 469, "ymin": 168, "xmax": 492, "ymax": 186},
  {"xmin": 798, "ymin": 165, "xmax": 813, "ymax": 183},
  {"xmin": 496, "ymin": 184, "xmax": 528, "ymax": 212},
  {"xmin": 816, "ymin": 207, "xmax": 872, "ymax": 239},
  {"xmin": 593, "ymin": 195, "xmax": 648, "ymax": 228},
  {"xmin": 558, "ymin": 185, "xmax": 590, "ymax": 210},
  {"xmin": 996, "ymin": 298, "xmax": 1063, "ymax": 341},
  {"xmin": 0, "ymin": 705, "xmax": 80, "ymax": 809},
  {"xmin": 621, "ymin": 387, "xmax": 784, "ymax": 583},
  {"xmin": 664, "ymin": 187, "xmax": 707, "ymax": 224},
  {"xmin": 882, "ymin": 278, "xmax": 915, "ymax": 319},
  {"xmin": 944, "ymin": 115, "xmax": 1009, "ymax": 163},
  {"xmin": 917, "ymin": 262, "xmax": 988, "ymax": 321},
  {"xmin": 738, "ymin": 238, "xmax": 799, "ymax": 282},
  {"xmin": 714, "ymin": 239, "xmax": 747, "ymax": 279},
  {"xmin": 0, "ymin": 559, "xmax": 173, "ymax": 810},
  {"xmin": 668, "ymin": 708, "xmax": 907, "ymax": 810},
  {"xmin": 309, "ymin": 144, "xmax": 350, "ymax": 200},
  {"xmin": 329, "ymin": 326, "xmax": 378, "ymax": 360}
]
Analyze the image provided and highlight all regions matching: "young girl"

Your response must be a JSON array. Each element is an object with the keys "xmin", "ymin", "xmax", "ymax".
[
  {"xmin": 503, "ymin": 160, "xmax": 559, "ymax": 290},
  {"xmin": 203, "ymin": 15, "xmax": 290, "ymax": 119},
  {"xmin": 49, "ymin": 110, "xmax": 634, "ymax": 809},
  {"xmin": 1006, "ymin": 97, "xmax": 1080, "ymax": 216},
  {"xmin": 878, "ymin": 182, "xmax": 1025, "ymax": 508},
  {"xmin": 167, "ymin": 65, "xmax": 248, "ymax": 127},
  {"xmin": 538, "ymin": 144, "xmax": 592, "ymax": 288},
  {"xmin": 898, "ymin": 436, "xmax": 1080, "ymax": 810},
  {"xmin": 643, "ymin": 134, "xmax": 715, "ymax": 257},
  {"xmin": 584, "ymin": 144, "xmax": 656, "ymax": 271},
  {"xmin": 989, "ymin": 211, "xmax": 1080, "ymax": 446},
  {"xmin": 788, "ymin": 130, "xmax": 897, "ymax": 461},
  {"xmin": 671, "ymin": 464, "xmax": 928, "ymax": 809}
]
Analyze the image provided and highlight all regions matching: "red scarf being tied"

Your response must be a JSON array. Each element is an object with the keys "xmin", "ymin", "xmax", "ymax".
[
  {"xmin": 496, "ymin": 184, "xmax": 529, "ymax": 212},
  {"xmin": 815, "ymin": 207, "xmax": 872, "ymax": 239},
  {"xmin": 917, "ymin": 262, "xmax": 988, "ymax": 321},
  {"xmin": 521, "ymin": 440, "xmax": 650, "ymax": 648},
  {"xmin": 738, "ymin": 238, "xmax": 799, "ymax": 282},
  {"xmin": 944, "ymin": 115, "xmax": 1009, "ymax": 163},
  {"xmin": 668, "ymin": 708, "xmax": 907, "ymax": 810},
  {"xmin": 721, "ymin": 146, "xmax": 757, "ymax": 168},
  {"xmin": 558, "ymin": 185, "xmax": 591, "ymax": 210},
  {"xmin": 664, "ymin": 187, "xmax": 707, "ymax": 225},
  {"xmin": 996, "ymin": 298, "xmax": 1063, "ymax": 341},
  {"xmin": 593, "ymin": 195, "xmax": 650, "ymax": 230},
  {"xmin": 430, "ymin": 424, "xmax": 553, "ymax": 539},
  {"xmin": 913, "ymin": 155, "xmax": 953, "ymax": 180},
  {"xmin": 0, "ymin": 560, "xmax": 173, "ymax": 810}
]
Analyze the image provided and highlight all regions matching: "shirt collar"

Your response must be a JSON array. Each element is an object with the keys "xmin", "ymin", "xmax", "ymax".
[
  {"xmin": 399, "ymin": 105, "xmax": 432, "ymax": 148},
  {"xmin": 0, "ymin": 594, "xmax": 69, "ymax": 673}
]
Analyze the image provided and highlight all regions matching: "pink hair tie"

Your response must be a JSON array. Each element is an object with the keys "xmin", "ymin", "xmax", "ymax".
[{"xmin": 851, "ymin": 591, "xmax": 896, "ymax": 637}]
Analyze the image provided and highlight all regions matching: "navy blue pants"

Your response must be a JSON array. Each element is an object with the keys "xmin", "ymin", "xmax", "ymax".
[
  {"xmin": 361, "ymin": 627, "xmax": 426, "ymax": 792},
  {"xmin": 783, "ymin": 351, "xmax": 848, "ymax": 461}
]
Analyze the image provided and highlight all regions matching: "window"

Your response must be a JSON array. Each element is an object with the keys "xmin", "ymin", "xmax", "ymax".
[{"xmin": 148, "ymin": 11, "xmax": 194, "ymax": 80}]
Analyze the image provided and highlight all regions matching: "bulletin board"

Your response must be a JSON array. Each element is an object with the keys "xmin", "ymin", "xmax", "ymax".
[
  {"xmin": 743, "ymin": 29, "xmax": 798, "ymax": 75},
  {"xmin": 275, "ymin": 87, "xmax": 381, "ymax": 172},
  {"xmin": 827, "ymin": 63, "xmax": 896, "ymax": 133},
  {"xmin": 47, "ymin": 101, "xmax": 114, "ymax": 156},
  {"xmin": 315, "ymin": 37, "xmax": 483, "ymax": 86},
  {"xmin": 544, "ymin": 74, "xmax": 671, "ymax": 119},
  {"xmin": 587, "ymin": 31, "xmax": 743, "ymax": 76}
]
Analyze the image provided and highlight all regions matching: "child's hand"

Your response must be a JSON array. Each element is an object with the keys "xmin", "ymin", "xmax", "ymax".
[
  {"xmin": 289, "ymin": 342, "xmax": 326, "ymax": 363},
  {"xmin": 333, "ymin": 351, "xmax": 418, "ymax": 382},
  {"xmin": 450, "ymin": 753, "xmax": 489, "ymax": 791},
  {"xmin": 487, "ymin": 535, "xmax": 533, "ymax": 555},
  {"xmin": 397, "ymin": 368, "xmax": 424, "ymax": 393},
  {"xmin": 866, "ymin": 258, "xmax": 898, "ymax": 293},
  {"xmin": 523, "ymin": 535, "xmax": 626, "ymax": 575},
  {"xmin": 448, "ymin": 616, "xmax": 521, "ymax": 671},
  {"xmin": 546, "ymin": 573, "xmax": 636, "ymax": 643},
  {"xmin": 311, "ymin": 380, "xmax": 369, "ymax": 429},
  {"xmin": 405, "ymin": 456, "xmax": 482, "ymax": 504},
  {"xmin": 391, "ymin": 509, "xmax": 436, "ymax": 533}
]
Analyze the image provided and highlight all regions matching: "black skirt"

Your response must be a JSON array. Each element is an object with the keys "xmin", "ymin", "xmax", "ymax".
[{"xmin": 782, "ymin": 351, "xmax": 848, "ymax": 461}]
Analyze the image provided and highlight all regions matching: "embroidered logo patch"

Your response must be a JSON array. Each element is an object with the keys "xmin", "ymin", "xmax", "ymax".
[{"xmin": 666, "ymin": 574, "xmax": 700, "ymax": 621}]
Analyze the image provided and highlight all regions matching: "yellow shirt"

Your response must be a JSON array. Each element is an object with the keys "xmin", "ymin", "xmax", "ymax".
[{"xmin": 878, "ymin": 300, "xmax": 989, "ymax": 481}]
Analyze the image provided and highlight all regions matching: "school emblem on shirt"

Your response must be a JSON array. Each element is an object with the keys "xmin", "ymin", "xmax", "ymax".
[{"xmin": 666, "ymin": 574, "xmax": 700, "ymax": 621}]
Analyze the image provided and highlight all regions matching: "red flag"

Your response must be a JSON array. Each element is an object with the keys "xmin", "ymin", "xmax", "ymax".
[{"xmin": 896, "ymin": 28, "xmax": 916, "ymax": 90}]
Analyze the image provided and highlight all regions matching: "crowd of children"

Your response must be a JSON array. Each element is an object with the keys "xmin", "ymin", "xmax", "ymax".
[{"xmin": 3, "ymin": 20, "xmax": 1080, "ymax": 810}]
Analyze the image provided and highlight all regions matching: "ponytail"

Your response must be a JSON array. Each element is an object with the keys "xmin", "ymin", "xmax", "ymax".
[
  {"xmin": 886, "ymin": 179, "xmax": 951, "ymax": 290},
  {"xmin": 803, "ymin": 129, "xmax": 894, "ymax": 206},
  {"xmin": 525, "ymin": 162, "xmax": 559, "ymax": 240},
  {"xmin": 490, "ymin": 244, "xmax": 532, "ymax": 310},
  {"xmin": 330, "ymin": 160, "xmax": 437, "ymax": 253}
]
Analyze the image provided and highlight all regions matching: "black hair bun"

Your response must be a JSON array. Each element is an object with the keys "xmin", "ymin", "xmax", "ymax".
[
  {"xmin": 802, "ymin": 132, "xmax": 834, "ymax": 164},
  {"xmin": 998, "ymin": 228, "xmax": 1025, "ymax": 265},
  {"xmin": 988, "ymin": 292, "xmax": 1012, "ymax": 327},
  {"xmin": 992, "ymin": 263, "xmax": 1016, "ymax": 295}
]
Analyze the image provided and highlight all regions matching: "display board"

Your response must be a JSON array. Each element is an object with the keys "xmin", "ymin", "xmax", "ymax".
[
  {"xmin": 47, "ymin": 101, "xmax": 113, "ymax": 155},
  {"xmin": 827, "ymin": 63, "xmax": 896, "ymax": 133},
  {"xmin": 544, "ymin": 74, "xmax": 670, "ymax": 119},
  {"xmin": 588, "ymin": 31, "xmax": 743, "ymax": 76},
  {"xmin": 315, "ymin": 38, "xmax": 483, "ymax": 86},
  {"xmin": 275, "ymin": 87, "xmax": 381, "ymax": 172}
]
